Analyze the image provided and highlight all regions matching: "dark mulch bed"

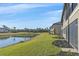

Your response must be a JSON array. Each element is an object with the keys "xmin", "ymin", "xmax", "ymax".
[
  {"xmin": 52, "ymin": 40, "xmax": 72, "ymax": 48},
  {"xmin": 51, "ymin": 39, "xmax": 79, "ymax": 56}
]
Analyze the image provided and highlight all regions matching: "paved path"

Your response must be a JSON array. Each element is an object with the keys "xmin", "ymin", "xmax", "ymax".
[{"xmin": 61, "ymin": 48, "xmax": 78, "ymax": 53}]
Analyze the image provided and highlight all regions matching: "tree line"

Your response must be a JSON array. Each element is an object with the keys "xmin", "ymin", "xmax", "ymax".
[{"xmin": 1, "ymin": 25, "xmax": 49, "ymax": 33}]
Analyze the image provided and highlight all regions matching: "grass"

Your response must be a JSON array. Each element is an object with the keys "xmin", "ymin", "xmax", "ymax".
[
  {"xmin": 0, "ymin": 32, "xmax": 61, "ymax": 56},
  {"xmin": 0, "ymin": 35, "xmax": 9, "ymax": 39}
]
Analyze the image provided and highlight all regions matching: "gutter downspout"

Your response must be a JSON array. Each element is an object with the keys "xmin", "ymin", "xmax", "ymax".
[
  {"xmin": 68, "ymin": 15, "xmax": 70, "ymax": 44},
  {"xmin": 67, "ymin": 4, "xmax": 70, "ymax": 44}
]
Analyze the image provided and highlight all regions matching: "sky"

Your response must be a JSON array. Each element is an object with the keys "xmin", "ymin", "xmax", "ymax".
[{"xmin": 0, "ymin": 3, "xmax": 63, "ymax": 29}]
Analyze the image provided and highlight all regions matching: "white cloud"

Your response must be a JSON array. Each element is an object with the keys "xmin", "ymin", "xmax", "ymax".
[
  {"xmin": 43, "ymin": 10, "xmax": 62, "ymax": 16},
  {"xmin": 0, "ymin": 4, "xmax": 50, "ymax": 14}
]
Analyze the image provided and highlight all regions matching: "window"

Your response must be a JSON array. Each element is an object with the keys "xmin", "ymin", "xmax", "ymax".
[{"xmin": 69, "ymin": 19, "xmax": 78, "ymax": 49}]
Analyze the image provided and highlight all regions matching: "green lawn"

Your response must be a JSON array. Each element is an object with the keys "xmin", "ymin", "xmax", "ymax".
[{"xmin": 0, "ymin": 32, "xmax": 61, "ymax": 56}]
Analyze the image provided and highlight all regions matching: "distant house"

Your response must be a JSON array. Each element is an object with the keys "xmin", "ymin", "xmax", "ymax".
[
  {"xmin": 50, "ymin": 22, "xmax": 62, "ymax": 35},
  {"xmin": 0, "ymin": 25, "xmax": 10, "ymax": 33},
  {"xmin": 0, "ymin": 28, "xmax": 9, "ymax": 32}
]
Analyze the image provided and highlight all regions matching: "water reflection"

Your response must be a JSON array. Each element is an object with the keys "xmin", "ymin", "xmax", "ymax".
[
  {"xmin": 0, "ymin": 36, "xmax": 31, "ymax": 48},
  {"xmin": 13, "ymin": 37, "xmax": 15, "ymax": 41}
]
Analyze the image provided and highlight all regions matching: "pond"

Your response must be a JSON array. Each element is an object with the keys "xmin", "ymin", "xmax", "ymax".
[{"xmin": 0, "ymin": 36, "xmax": 31, "ymax": 48}]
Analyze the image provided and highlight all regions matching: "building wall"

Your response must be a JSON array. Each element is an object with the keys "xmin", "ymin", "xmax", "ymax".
[
  {"xmin": 53, "ymin": 24, "xmax": 61, "ymax": 35},
  {"xmin": 0, "ymin": 28, "xmax": 9, "ymax": 32},
  {"xmin": 50, "ymin": 23, "xmax": 61, "ymax": 35},
  {"xmin": 62, "ymin": 4, "xmax": 79, "ymax": 51},
  {"xmin": 50, "ymin": 28, "xmax": 54, "ymax": 34}
]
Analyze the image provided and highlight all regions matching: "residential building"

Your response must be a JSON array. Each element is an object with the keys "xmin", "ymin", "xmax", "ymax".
[
  {"xmin": 0, "ymin": 28, "xmax": 9, "ymax": 32},
  {"xmin": 0, "ymin": 25, "xmax": 10, "ymax": 33},
  {"xmin": 50, "ymin": 22, "xmax": 62, "ymax": 35},
  {"xmin": 61, "ymin": 3, "xmax": 79, "ymax": 52}
]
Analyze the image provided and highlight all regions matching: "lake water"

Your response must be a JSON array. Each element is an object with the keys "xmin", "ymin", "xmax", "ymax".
[{"xmin": 0, "ymin": 37, "xmax": 31, "ymax": 48}]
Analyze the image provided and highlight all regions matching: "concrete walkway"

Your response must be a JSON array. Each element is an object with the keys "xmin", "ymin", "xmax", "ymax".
[{"xmin": 61, "ymin": 48, "xmax": 78, "ymax": 53}]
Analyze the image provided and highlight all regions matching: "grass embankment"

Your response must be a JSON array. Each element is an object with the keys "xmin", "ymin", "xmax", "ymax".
[
  {"xmin": 0, "ymin": 33, "xmax": 61, "ymax": 56},
  {"xmin": 0, "ymin": 32, "xmax": 38, "ymax": 39}
]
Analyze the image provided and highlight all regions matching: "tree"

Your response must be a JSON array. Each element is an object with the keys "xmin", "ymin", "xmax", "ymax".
[{"xmin": 13, "ymin": 27, "xmax": 16, "ymax": 33}]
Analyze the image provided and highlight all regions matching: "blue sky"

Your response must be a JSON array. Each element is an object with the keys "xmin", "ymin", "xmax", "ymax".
[{"xmin": 0, "ymin": 3, "xmax": 63, "ymax": 29}]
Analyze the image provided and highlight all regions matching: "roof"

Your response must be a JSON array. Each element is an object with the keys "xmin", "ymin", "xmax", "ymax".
[
  {"xmin": 0, "ymin": 27, "xmax": 4, "ymax": 29},
  {"xmin": 50, "ymin": 22, "xmax": 61, "ymax": 29},
  {"xmin": 53, "ymin": 22, "xmax": 61, "ymax": 25}
]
